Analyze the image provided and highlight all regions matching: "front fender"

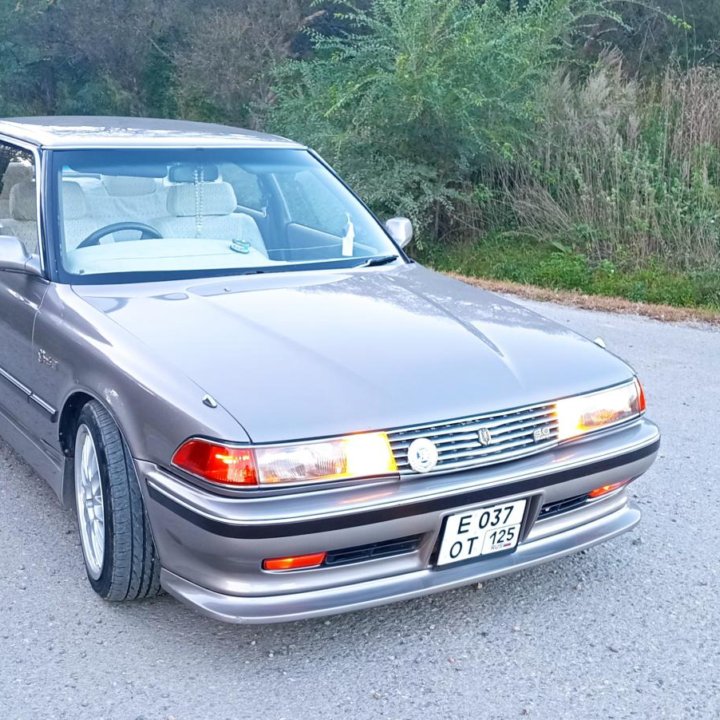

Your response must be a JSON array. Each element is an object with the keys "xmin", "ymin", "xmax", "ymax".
[{"xmin": 32, "ymin": 285, "xmax": 250, "ymax": 498}]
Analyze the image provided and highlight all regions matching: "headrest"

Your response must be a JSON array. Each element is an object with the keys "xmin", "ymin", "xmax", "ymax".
[
  {"xmin": 1, "ymin": 163, "xmax": 33, "ymax": 199},
  {"xmin": 9, "ymin": 181, "xmax": 37, "ymax": 221},
  {"xmin": 167, "ymin": 182, "xmax": 238, "ymax": 217},
  {"xmin": 62, "ymin": 181, "xmax": 88, "ymax": 220},
  {"xmin": 102, "ymin": 175, "xmax": 158, "ymax": 197},
  {"xmin": 169, "ymin": 164, "xmax": 220, "ymax": 183}
]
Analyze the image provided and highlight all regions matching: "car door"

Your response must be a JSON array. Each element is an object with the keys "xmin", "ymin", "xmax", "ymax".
[{"xmin": 0, "ymin": 140, "xmax": 51, "ymax": 440}]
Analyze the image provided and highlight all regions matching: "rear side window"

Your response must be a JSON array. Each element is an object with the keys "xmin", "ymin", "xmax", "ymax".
[{"xmin": 0, "ymin": 143, "xmax": 39, "ymax": 256}]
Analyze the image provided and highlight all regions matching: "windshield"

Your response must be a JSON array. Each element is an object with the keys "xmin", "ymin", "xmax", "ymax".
[{"xmin": 48, "ymin": 148, "xmax": 401, "ymax": 283}]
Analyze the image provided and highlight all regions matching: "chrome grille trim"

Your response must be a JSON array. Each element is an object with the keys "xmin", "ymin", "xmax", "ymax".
[{"xmin": 389, "ymin": 402, "xmax": 559, "ymax": 476}]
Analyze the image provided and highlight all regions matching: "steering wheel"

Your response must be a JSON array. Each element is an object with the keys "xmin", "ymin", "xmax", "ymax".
[{"xmin": 76, "ymin": 222, "xmax": 163, "ymax": 249}]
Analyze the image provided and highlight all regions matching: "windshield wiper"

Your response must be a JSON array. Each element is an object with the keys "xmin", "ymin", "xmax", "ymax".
[{"xmin": 355, "ymin": 254, "xmax": 400, "ymax": 268}]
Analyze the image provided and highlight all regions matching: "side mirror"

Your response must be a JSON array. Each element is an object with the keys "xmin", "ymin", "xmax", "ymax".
[
  {"xmin": 0, "ymin": 235, "xmax": 41, "ymax": 276},
  {"xmin": 385, "ymin": 217, "xmax": 413, "ymax": 249}
]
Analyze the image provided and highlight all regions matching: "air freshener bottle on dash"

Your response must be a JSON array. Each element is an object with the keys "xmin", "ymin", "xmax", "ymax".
[{"xmin": 230, "ymin": 238, "xmax": 251, "ymax": 254}]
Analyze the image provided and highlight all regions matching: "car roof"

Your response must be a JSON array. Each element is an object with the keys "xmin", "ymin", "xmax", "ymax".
[{"xmin": 0, "ymin": 116, "xmax": 304, "ymax": 150}]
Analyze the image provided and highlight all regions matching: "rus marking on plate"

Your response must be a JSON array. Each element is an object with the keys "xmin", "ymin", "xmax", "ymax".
[{"xmin": 477, "ymin": 427, "xmax": 493, "ymax": 447}]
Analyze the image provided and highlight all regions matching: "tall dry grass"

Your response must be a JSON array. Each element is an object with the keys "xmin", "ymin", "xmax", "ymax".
[{"xmin": 500, "ymin": 53, "xmax": 720, "ymax": 270}]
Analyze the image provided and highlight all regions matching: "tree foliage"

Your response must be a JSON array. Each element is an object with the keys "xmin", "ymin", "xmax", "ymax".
[
  {"xmin": 0, "ymin": 0, "xmax": 180, "ymax": 115},
  {"xmin": 587, "ymin": 0, "xmax": 720, "ymax": 73},
  {"xmin": 0, "ymin": 0, "xmax": 316, "ymax": 119},
  {"xmin": 173, "ymin": 0, "xmax": 313, "ymax": 128},
  {"xmin": 1, "ymin": 0, "xmax": 719, "ymax": 268}
]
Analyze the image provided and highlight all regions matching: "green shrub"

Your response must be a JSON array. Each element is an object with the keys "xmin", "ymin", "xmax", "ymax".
[
  {"xmin": 268, "ymin": 1, "xmax": 720, "ymax": 277},
  {"xmin": 268, "ymin": 0, "xmax": 607, "ymax": 241}
]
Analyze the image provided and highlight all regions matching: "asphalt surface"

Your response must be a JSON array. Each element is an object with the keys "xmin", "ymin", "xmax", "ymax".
[{"xmin": 0, "ymin": 298, "xmax": 718, "ymax": 720}]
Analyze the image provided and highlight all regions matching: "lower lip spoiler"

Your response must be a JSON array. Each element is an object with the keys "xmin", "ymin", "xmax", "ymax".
[{"xmin": 159, "ymin": 500, "xmax": 641, "ymax": 624}]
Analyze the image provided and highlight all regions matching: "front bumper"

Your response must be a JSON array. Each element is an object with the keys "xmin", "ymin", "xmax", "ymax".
[{"xmin": 138, "ymin": 419, "xmax": 659, "ymax": 623}]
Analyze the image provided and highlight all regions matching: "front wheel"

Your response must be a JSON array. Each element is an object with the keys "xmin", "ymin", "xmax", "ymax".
[{"xmin": 73, "ymin": 400, "xmax": 161, "ymax": 601}]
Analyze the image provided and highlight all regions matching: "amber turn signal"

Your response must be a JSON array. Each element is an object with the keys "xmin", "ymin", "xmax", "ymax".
[
  {"xmin": 588, "ymin": 480, "xmax": 629, "ymax": 499},
  {"xmin": 262, "ymin": 553, "xmax": 327, "ymax": 571}
]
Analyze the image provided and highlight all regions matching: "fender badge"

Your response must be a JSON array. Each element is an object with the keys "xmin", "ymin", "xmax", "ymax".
[{"xmin": 37, "ymin": 349, "xmax": 58, "ymax": 370}]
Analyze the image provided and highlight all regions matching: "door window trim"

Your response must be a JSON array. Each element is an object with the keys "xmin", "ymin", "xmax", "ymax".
[{"xmin": 0, "ymin": 134, "xmax": 46, "ymax": 277}]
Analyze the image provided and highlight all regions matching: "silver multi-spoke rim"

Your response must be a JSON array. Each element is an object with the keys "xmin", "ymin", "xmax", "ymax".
[{"xmin": 75, "ymin": 425, "xmax": 105, "ymax": 580}]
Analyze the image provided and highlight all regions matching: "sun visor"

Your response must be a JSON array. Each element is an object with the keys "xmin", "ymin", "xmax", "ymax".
[{"xmin": 65, "ymin": 164, "xmax": 168, "ymax": 178}]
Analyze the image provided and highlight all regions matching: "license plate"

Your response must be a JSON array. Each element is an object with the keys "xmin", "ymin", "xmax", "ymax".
[{"xmin": 436, "ymin": 499, "xmax": 527, "ymax": 566}]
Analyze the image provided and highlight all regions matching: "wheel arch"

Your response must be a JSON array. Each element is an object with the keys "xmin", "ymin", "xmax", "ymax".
[
  {"xmin": 58, "ymin": 389, "xmax": 131, "ymax": 508},
  {"xmin": 59, "ymin": 391, "xmax": 95, "ymax": 458}
]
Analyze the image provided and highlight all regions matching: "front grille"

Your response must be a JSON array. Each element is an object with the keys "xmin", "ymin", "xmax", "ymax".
[
  {"xmin": 388, "ymin": 402, "xmax": 559, "ymax": 476},
  {"xmin": 324, "ymin": 535, "xmax": 423, "ymax": 567}
]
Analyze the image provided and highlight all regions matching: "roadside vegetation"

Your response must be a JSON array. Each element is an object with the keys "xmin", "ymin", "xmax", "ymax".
[
  {"xmin": 419, "ymin": 235, "xmax": 720, "ymax": 310},
  {"xmin": 2, "ymin": 0, "xmax": 720, "ymax": 310}
]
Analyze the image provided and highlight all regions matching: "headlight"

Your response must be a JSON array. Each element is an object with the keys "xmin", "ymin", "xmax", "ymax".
[
  {"xmin": 255, "ymin": 433, "xmax": 397, "ymax": 485},
  {"xmin": 556, "ymin": 378, "xmax": 646, "ymax": 441},
  {"xmin": 172, "ymin": 432, "xmax": 398, "ymax": 487}
]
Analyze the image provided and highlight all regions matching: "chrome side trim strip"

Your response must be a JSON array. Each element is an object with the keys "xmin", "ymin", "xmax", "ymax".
[
  {"xmin": 0, "ymin": 363, "xmax": 56, "ymax": 416},
  {"xmin": 30, "ymin": 393, "xmax": 56, "ymax": 416},
  {"xmin": 0, "ymin": 365, "xmax": 32, "ymax": 396}
]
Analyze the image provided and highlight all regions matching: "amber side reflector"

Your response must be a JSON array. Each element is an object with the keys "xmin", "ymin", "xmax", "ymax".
[
  {"xmin": 635, "ymin": 378, "xmax": 647, "ymax": 413},
  {"xmin": 262, "ymin": 553, "xmax": 327, "ymax": 571},
  {"xmin": 588, "ymin": 480, "xmax": 629, "ymax": 499}
]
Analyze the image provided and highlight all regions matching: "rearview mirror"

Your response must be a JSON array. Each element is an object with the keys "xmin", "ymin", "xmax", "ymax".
[
  {"xmin": 385, "ymin": 217, "xmax": 413, "ymax": 249},
  {"xmin": 0, "ymin": 235, "xmax": 41, "ymax": 276}
]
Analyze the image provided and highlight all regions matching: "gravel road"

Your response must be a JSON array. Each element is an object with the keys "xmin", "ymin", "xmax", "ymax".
[{"xmin": 1, "ymin": 298, "xmax": 718, "ymax": 720}]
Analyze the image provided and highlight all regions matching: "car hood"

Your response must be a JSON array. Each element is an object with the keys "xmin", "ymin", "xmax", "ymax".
[{"xmin": 73, "ymin": 264, "xmax": 634, "ymax": 443}]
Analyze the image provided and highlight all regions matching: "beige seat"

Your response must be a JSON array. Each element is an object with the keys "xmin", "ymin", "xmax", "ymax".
[
  {"xmin": 154, "ymin": 182, "xmax": 267, "ymax": 255},
  {"xmin": 102, "ymin": 175, "xmax": 159, "ymax": 198},
  {"xmin": 92, "ymin": 176, "xmax": 168, "ymax": 240},
  {"xmin": 61, "ymin": 181, "xmax": 104, "ymax": 251},
  {"xmin": 0, "ymin": 180, "xmax": 39, "ymax": 254},
  {"xmin": 0, "ymin": 162, "xmax": 33, "ymax": 219}
]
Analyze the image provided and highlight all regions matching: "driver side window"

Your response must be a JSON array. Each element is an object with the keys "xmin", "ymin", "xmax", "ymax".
[{"xmin": 0, "ymin": 142, "xmax": 39, "ymax": 256}]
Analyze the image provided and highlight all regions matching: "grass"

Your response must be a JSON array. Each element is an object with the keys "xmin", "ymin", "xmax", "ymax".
[{"xmin": 415, "ymin": 235, "xmax": 720, "ymax": 312}]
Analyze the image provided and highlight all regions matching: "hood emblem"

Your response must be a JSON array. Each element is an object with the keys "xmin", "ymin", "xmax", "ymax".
[
  {"xmin": 407, "ymin": 438, "xmax": 439, "ymax": 473},
  {"xmin": 477, "ymin": 426, "xmax": 493, "ymax": 447}
]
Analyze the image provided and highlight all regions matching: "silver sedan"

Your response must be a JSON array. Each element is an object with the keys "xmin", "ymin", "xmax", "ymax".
[{"xmin": 0, "ymin": 116, "xmax": 659, "ymax": 623}]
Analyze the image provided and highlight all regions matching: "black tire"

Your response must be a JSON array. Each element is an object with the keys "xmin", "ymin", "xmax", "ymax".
[{"xmin": 72, "ymin": 400, "xmax": 161, "ymax": 601}]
